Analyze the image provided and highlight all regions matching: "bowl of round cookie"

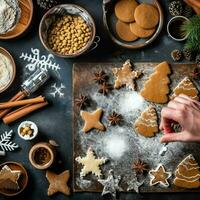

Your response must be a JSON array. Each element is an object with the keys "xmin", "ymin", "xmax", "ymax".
[
  {"xmin": 103, "ymin": 0, "xmax": 164, "ymax": 49},
  {"xmin": 39, "ymin": 4, "xmax": 96, "ymax": 58}
]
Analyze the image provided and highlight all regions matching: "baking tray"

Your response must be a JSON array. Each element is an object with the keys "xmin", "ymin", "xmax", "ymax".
[{"xmin": 73, "ymin": 62, "xmax": 200, "ymax": 193}]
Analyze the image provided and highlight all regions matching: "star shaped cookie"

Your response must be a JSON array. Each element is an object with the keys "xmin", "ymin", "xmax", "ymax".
[
  {"xmin": 76, "ymin": 147, "xmax": 108, "ymax": 178},
  {"xmin": 149, "ymin": 164, "xmax": 171, "ymax": 187},
  {"xmin": 0, "ymin": 165, "xmax": 21, "ymax": 190},
  {"xmin": 127, "ymin": 178, "xmax": 144, "ymax": 193},
  {"xmin": 112, "ymin": 59, "xmax": 141, "ymax": 90},
  {"xmin": 46, "ymin": 170, "xmax": 70, "ymax": 196},
  {"xmin": 98, "ymin": 169, "xmax": 123, "ymax": 198},
  {"xmin": 80, "ymin": 108, "xmax": 106, "ymax": 133}
]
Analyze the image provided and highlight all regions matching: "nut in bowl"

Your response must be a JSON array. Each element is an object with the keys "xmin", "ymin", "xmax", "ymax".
[
  {"xmin": 18, "ymin": 121, "xmax": 38, "ymax": 140},
  {"xmin": 39, "ymin": 4, "xmax": 96, "ymax": 58}
]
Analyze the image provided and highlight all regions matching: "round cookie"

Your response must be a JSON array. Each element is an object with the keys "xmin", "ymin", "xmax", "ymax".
[
  {"xmin": 130, "ymin": 22, "xmax": 156, "ymax": 38},
  {"xmin": 116, "ymin": 20, "xmax": 138, "ymax": 42},
  {"xmin": 134, "ymin": 3, "xmax": 159, "ymax": 29},
  {"xmin": 115, "ymin": 0, "xmax": 138, "ymax": 22}
]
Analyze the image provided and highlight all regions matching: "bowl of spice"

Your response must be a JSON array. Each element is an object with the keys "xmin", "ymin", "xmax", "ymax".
[
  {"xmin": 29, "ymin": 142, "xmax": 56, "ymax": 170},
  {"xmin": 167, "ymin": 16, "xmax": 190, "ymax": 42},
  {"xmin": 0, "ymin": 0, "xmax": 33, "ymax": 40},
  {"xmin": 18, "ymin": 121, "xmax": 38, "ymax": 140},
  {"xmin": 0, "ymin": 47, "xmax": 16, "ymax": 93},
  {"xmin": 39, "ymin": 4, "xmax": 96, "ymax": 58}
]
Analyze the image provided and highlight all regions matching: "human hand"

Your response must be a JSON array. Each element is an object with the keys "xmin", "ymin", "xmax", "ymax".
[{"xmin": 160, "ymin": 94, "xmax": 200, "ymax": 143}]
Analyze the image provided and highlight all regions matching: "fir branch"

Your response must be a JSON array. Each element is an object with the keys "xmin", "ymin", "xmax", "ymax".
[{"xmin": 181, "ymin": 15, "xmax": 200, "ymax": 51}]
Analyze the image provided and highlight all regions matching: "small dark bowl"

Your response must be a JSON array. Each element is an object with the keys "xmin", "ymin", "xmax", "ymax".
[
  {"xmin": 39, "ymin": 4, "xmax": 96, "ymax": 58},
  {"xmin": 103, "ymin": 0, "xmax": 164, "ymax": 49}
]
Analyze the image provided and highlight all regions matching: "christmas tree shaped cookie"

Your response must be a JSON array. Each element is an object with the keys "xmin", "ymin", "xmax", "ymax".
[
  {"xmin": 173, "ymin": 154, "xmax": 200, "ymax": 189},
  {"xmin": 134, "ymin": 106, "xmax": 158, "ymax": 137},
  {"xmin": 140, "ymin": 61, "xmax": 171, "ymax": 103},
  {"xmin": 171, "ymin": 77, "xmax": 199, "ymax": 101}
]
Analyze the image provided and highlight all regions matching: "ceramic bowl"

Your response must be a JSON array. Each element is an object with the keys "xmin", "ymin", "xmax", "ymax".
[
  {"xmin": 18, "ymin": 121, "xmax": 38, "ymax": 141},
  {"xmin": 0, "ymin": 47, "xmax": 16, "ymax": 93},
  {"xmin": 0, "ymin": 0, "xmax": 33, "ymax": 40},
  {"xmin": 29, "ymin": 142, "xmax": 56, "ymax": 170},
  {"xmin": 167, "ymin": 16, "xmax": 190, "ymax": 42},
  {"xmin": 0, "ymin": 162, "xmax": 28, "ymax": 196},
  {"xmin": 39, "ymin": 4, "xmax": 96, "ymax": 58},
  {"xmin": 103, "ymin": 0, "xmax": 164, "ymax": 49}
]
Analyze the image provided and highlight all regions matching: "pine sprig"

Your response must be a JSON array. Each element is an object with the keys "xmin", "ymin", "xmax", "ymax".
[
  {"xmin": 181, "ymin": 15, "xmax": 200, "ymax": 51},
  {"xmin": 0, "ymin": 130, "xmax": 19, "ymax": 152}
]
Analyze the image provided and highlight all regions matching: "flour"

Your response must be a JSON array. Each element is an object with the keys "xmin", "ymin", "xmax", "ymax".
[
  {"xmin": 101, "ymin": 128, "xmax": 129, "ymax": 160},
  {"xmin": 0, "ymin": 0, "xmax": 21, "ymax": 34},
  {"xmin": 0, "ymin": 53, "xmax": 13, "ymax": 91}
]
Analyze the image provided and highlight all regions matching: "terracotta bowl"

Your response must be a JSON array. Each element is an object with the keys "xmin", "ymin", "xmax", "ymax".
[
  {"xmin": 29, "ymin": 142, "xmax": 56, "ymax": 170},
  {"xmin": 0, "ymin": 0, "xmax": 33, "ymax": 40},
  {"xmin": 39, "ymin": 4, "xmax": 96, "ymax": 58},
  {"xmin": 103, "ymin": 0, "xmax": 164, "ymax": 49},
  {"xmin": 0, "ymin": 162, "xmax": 28, "ymax": 197},
  {"xmin": 0, "ymin": 47, "xmax": 16, "ymax": 93}
]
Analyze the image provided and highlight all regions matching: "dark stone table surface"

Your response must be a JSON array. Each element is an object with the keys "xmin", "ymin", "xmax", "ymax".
[{"xmin": 0, "ymin": 0, "xmax": 199, "ymax": 200}]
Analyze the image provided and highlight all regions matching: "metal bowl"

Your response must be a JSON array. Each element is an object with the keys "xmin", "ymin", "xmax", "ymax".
[
  {"xmin": 39, "ymin": 4, "xmax": 96, "ymax": 58},
  {"xmin": 103, "ymin": 0, "xmax": 164, "ymax": 49}
]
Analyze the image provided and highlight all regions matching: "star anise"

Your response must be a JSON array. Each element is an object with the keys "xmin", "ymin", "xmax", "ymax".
[
  {"xmin": 190, "ymin": 67, "xmax": 200, "ymax": 80},
  {"xmin": 93, "ymin": 70, "xmax": 108, "ymax": 84},
  {"xmin": 75, "ymin": 95, "xmax": 89, "ymax": 109},
  {"xmin": 108, "ymin": 111, "xmax": 123, "ymax": 125},
  {"xmin": 98, "ymin": 83, "xmax": 112, "ymax": 95},
  {"xmin": 132, "ymin": 160, "xmax": 148, "ymax": 174}
]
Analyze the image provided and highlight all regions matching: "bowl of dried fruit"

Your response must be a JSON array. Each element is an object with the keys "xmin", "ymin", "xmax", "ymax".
[{"xmin": 39, "ymin": 4, "xmax": 96, "ymax": 58}]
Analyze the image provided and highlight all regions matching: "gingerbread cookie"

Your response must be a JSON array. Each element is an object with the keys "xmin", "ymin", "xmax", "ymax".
[
  {"xmin": 81, "ymin": 108, "xmax": 106, "ymax": 133},
  {"xmin": 134, "ymin": 3, "xmax": 159, "ymax": 29},
  {"xmin": 173, "ymin": 154, "xmax": 200, "ymax": 189},
  {"xmin": 116, "ymin": 20, "xmax": 138, "ymax": 42},
  {"xmin": 171, "ymin": 77, "xmax": 199, "ymax": 101},
  {"xmin": 76, "ymin": 147, "xmax": 108, "ymax": 178},
  {"xmin": 149, "ymin": 164, "xmax": 172, "ymax": 187},
  {"xmin": 130, "ymin": 22, "xmax": 156, "ymax": 38},
  {"xmin": 46, "ymin": 170, "xmax": 70, "ymax": 196},
  {"xmin": 115, "ymin": 0, "xmax": 138, "ymax": 22},
  {"xmin": 140, "ymin": 61, "xmax": 171, "ymax": 104},
  {"xmin": 134, "ymin": 106, "xmax": 158, "ymax": 137},
  {"xmin": 112, "ymin": 59, "xmax": 141, "ymax": 90}
]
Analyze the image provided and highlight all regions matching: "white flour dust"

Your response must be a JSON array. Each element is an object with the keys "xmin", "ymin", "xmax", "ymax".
[{"xmin": 101, "ymin": 128, "xmax": 129, "ymax": 160}]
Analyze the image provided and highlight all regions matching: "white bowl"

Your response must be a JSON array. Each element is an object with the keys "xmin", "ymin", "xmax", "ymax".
[{"xmin": 18, "ymin": 121, "xmax": 38, "ymax": 141}]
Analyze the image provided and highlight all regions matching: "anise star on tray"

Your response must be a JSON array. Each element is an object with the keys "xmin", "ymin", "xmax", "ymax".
[
  {"xmin": 93, "ymin": 70, "xmax": 108, "ymax": 84},
  {"xmin": 108, "ymin": 111, "xmax": 123, "ymax": 125},
  {"xmin": 75, "ymin": 95, "xmax": 89, "ymax": 109},
  {"xmin": 98, "ymin": 83, "xmax": 112, "ymax": 95},
  {"xmin": 132, "ymin": 160, "xmax": 148, "ymax": 174},
  {"xmin": 190, "ymin": 67, "xmax": 200, "ymax": 80}
]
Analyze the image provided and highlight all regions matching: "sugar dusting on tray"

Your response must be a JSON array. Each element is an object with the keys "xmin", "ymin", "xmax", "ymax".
[{"xmin": 102, "ymin": 127, "xmax": 129, "ymax": 160}]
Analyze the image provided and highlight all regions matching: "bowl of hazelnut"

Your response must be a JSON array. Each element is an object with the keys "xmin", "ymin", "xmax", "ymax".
[{"xmin": 39, "ymin": 4, "xmax": 96, "ymax": 58}]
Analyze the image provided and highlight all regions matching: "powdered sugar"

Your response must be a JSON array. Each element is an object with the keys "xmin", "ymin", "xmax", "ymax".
[{"xmin": 101, "ymin": 128, "xmax": 129, "ymax": 160}]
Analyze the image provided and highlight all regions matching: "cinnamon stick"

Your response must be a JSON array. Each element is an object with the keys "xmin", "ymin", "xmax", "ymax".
[
  {"xmin": 184, "ymin": 0, "xmax": 200, "ymax": 15},
  {"xmin": 0, "ymin": 96, "xmax": 45, "ymax": 109},
  {"xmin": 0, "ymin": 91, "xmax": 26, "ymax": 119},
  {"xmin": 3, "ymin": 101, "xmax": 48, "ymax": 124}
]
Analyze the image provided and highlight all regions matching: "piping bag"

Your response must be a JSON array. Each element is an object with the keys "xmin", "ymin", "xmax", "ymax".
[{"xmin": 0, "ymin": 69, "xmax": 50, "ymax": 118}]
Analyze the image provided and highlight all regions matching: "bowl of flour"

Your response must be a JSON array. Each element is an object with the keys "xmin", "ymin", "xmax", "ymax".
[
  {"xmin": 0, "ymin": 47, "xmax": 16, "ymax": 93},
  {"xmin": 0, "ymin": 0, "xmax": 33, "ymax": 39}
]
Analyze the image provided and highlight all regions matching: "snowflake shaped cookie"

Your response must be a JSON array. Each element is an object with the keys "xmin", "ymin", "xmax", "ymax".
[
  {"xmin": 98, "ymin": 169, "xmax": 123, "ymax": 198},
  {"xmin": 75, "ymin": 147, "xmax": 108, "ymax": 178},
  {"xmin": 112, "ymin": 59, "xmax": 141, "ymax": 90},
  {"xmin": 149, "ymin": 164, "xmax": 172, "ymax": 187}
]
